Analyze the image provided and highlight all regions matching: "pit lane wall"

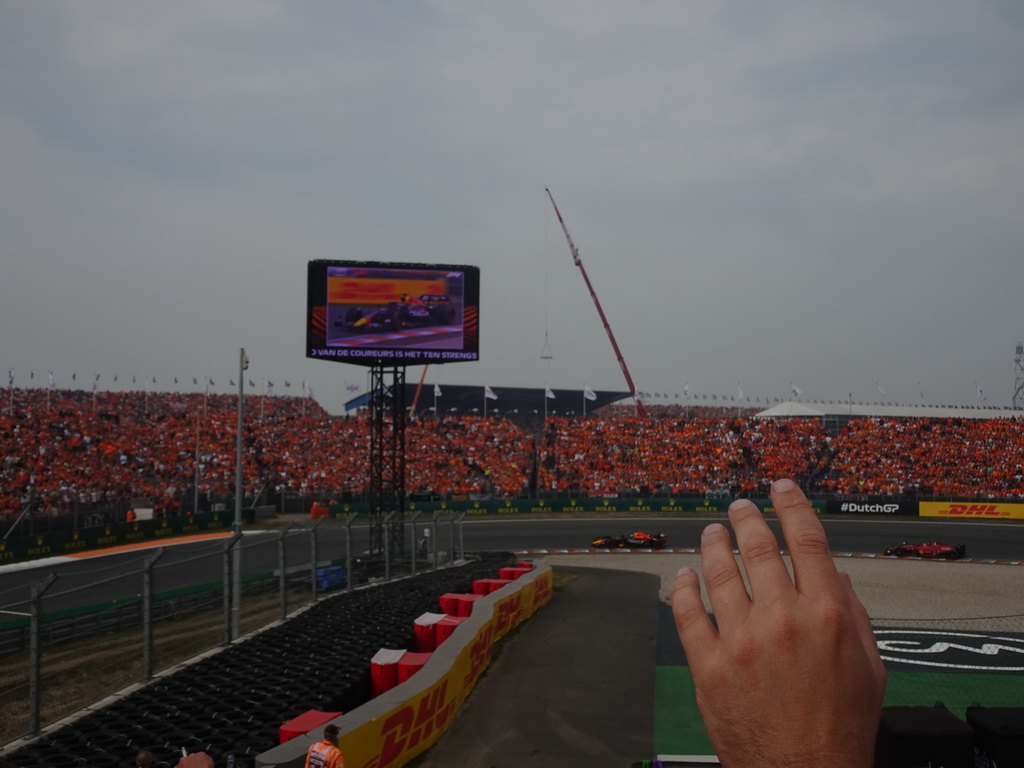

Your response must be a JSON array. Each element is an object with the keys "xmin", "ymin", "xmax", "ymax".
[{"xmin": 255, "ymin": 563, "xmax": 554, "ymax": 768}]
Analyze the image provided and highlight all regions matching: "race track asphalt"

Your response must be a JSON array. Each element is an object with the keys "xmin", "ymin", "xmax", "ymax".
[{"xmin": 414, "ymin": 566, "xmax": 660, "ymax": 768}]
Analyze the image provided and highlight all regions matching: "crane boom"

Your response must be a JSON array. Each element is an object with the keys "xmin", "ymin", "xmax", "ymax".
[{"xmin": 545, "ymin": 187, "xmax": 647, "ymax": 418}]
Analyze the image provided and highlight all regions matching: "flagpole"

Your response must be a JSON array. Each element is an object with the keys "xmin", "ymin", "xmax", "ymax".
[
  {"xmin": 583, "ymin": 386, "xmax": 586, "ymax": 418},
  {"xmin": 483, "ymin": 388, "xmax": 487, "ymax": 419},
  {"xmin": 544, "ymin": 386, "xmax": 548, "ymax": 422}
]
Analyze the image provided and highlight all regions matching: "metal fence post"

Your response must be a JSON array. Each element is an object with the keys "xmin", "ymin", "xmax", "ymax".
[
  {"xmin": 409, "ymin": 511, "xmax": 422, "ymax": 575},
  {"xmin": 455, "ymin": 512, "xmax": 465, "ymax": 561},
  {"xmin": 29, "ymin": 573, "xmax": 58, "ymax": 735},
  {"xmin": 432, "ymin": 513, "xmax": 440, "ymax": 570},
  {"xmin": 383, "ymin": 511, "xmax": 396, "ymax": 581},
  {"xmin": 142, "ymin": 548, "xmax": 166, "ymax": 680},
  {"xmin": 345, "ymin": 513, "xmax": 356, "ymax": 592},
  {"xmin": 278, "ymin": 523, "xmax": 293, "ymax": 621},
  {"xmin": 309, "ymin": 518, "xmax": 324, "ymax": 604},
  {"xmin": 222, "ymin": 532, "xmax": 242, "ymax": 644}
]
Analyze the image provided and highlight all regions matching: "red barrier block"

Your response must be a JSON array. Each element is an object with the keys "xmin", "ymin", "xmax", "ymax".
[
  {"xmin": 279, "ymin": 709, "xmax": 342, "ymax": 744},
  {"xmin": 456, "ymin": 593, "xmax": 483, "ymax": 616},
  {"xmin": 438, "ymin": 593, "xmax": 463, "ymax": 615},
  {"xmin": 499, "ymin": 567, "xmax": 533, "ymax": 580},
  {"xmin": 413, "ymin": 612, "xmax": 446, "ymax": 652},
  {"xmin": 472, "ymin": 579, "xmax": 512, "ymax": 595},
  {"xmin": 516, "ymin": 561, "xmax": 533, "ymax": 570},
  {"xmin": 397, "ymin": 652, "xmax": 432, "ymax": 684},
  {"xmin": 435, "ymin": 615, "xmax": 466, "ymax": 646},
  {"xmin": 370, "ymin": 648, "xmax": 406, "ymax": 698}
]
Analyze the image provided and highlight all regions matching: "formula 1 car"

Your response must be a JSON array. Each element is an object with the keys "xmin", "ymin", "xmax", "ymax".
[
  {"xmin": 591, "ymin": 531, "xmax": 668, "ymax": 550},
  {"xmin": 336, "ymin": 294, "xmax": 457, "ymax": 333},
  {"xmin": 883, "ymin": 541, "xmax": 966, "ymax": 560}
]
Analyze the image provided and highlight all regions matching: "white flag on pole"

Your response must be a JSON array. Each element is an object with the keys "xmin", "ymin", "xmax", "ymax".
[
  {"xmin": 876, "ymin": 383, "xmax": 887, "ymax": 398},
  {"xmin": 790, "ymin": 383, "xmax": 802, "ymax": 398},
  {"xmin": 47, "ymin": 371, "xmax": 55, "ymax": 390},
  {"xmin": 434, "ymin": 383, "xmax": 442, "ymax": 397},
  {"xmin": 682, "ymin": 384, "xmax": 690, "ymax": 399},
  {"xmin": 737, "ymin": 384, "xmax": 744, "ymax": 401},
  {"xmin": 544, "ymin": 386, "xmax": 555, "ymax": 399},
  {"xmin": 583, "ymin": 385, "xmax": 597, "ymax": 401},
  {"xmin": 484, "ymin": 385, "xmax": 498, "ymax": 400}
]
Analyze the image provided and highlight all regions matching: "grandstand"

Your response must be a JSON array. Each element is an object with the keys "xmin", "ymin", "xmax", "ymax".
[{"xmin": 4, "ymin": 385, "xmax": 1024, "ymax": 537}]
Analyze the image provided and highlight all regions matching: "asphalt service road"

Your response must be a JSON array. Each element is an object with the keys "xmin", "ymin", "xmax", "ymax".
[{"xmin": 415, "ymin": 566, "xmax": 659, "ymax": 768}]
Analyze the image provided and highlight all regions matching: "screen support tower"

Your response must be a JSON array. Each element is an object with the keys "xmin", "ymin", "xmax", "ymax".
[
  {"xmin": 1014, "ymin": 343, "xmax": 1024, "ymax": 411},
  {"xmin": 368, "ymin": 363, "xmax": 406, "ymax": 558}
]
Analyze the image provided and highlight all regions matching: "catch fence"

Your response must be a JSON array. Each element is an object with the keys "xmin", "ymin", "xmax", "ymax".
[{"xmin": 0, "ymin": 514, "xmax": 467, "ymax": 746}]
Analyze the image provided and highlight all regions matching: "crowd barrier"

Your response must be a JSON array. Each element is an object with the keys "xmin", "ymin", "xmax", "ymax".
[{"xmin": 254, "ymin": 563, "xmax": 554, "ymax": 768}]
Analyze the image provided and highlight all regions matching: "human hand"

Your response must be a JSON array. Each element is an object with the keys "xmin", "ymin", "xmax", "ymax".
[{"xmin": 671, "ymin": 478, "xmax": 886, "ymax": 768}]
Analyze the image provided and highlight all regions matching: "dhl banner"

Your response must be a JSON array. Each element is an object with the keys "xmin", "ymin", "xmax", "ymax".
[
  {"xmin": 919, "ymin": 501, "xmax": 1024, "ymax": 520},
  {"xmin": 328, "ymin": 276, "xmax": 448, "ymax": 305},
  {"xmin": 337, "ymin": 568, "xmax": 554, "ymax": 768}
]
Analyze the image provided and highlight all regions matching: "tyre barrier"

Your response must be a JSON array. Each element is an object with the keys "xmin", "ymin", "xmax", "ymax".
[
  {"xmin": 0, "ymin": 553, "xmax": 518, "ymax": 768},
  {"xmin": 255, "ymin": 559, "xmax": 552, "ymax": 768}
]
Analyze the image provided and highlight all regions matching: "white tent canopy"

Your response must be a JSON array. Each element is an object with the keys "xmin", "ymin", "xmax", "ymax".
[{"xmin": 756, "ymin": 401, "xmax": 1024, "ymax": 420}]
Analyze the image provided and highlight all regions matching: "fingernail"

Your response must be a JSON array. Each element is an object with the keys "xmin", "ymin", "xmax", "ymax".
[
  {"xmin": 703, "ymin": 523, "xmax": 726, "ymax": 537},
  {"xmin": 676, "ymin": 567, "xmax": 693, "ymax": 578},
  {"xmin": 728, "ymin": 498, "xmax": 756, "ymax": 513},
  {"xmin": 772, "ymin": 478, "xmax": 797, "ymax": 492}
]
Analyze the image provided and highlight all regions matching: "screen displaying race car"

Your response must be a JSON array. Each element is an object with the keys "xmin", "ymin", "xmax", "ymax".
[
  {"xmin": 592, "ymin": 531, "xmax": 668, "ymax": 549},
  {"xmin": 338, "ymin": 294, "xmax": 457, "ymax": 332},
  {"xmin": 883, "ymin": 541, "xmax": 966, "ymax": 559},
  {"xmin": 305, "ymin": 261, "xmax": 480, "ymax": 366}
]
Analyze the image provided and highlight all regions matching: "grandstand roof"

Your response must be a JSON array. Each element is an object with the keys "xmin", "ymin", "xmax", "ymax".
[
  {"xmin": 756, "ymin": 400, "xmax": 1024, "ymax": 420},
  {"xmin": 343, "ymin": 384, "xmax": 634, "ymax": 416}
]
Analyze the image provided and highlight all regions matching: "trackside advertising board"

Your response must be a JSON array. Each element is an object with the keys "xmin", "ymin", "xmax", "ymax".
[
  {"xmin": 336, "ymin": 569, "xmax": 553, "ymax": 768},
  {"xmin": 919, "ymin": 501, "xmax": 1024, "ymax": 520},
  {"xmin": 825, "ymin": 499, "xmax": 918, "ymax": 516}
]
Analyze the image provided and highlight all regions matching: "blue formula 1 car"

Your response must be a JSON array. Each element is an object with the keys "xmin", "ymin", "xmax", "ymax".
[{"xmin": 337, "ymin": 294, "xmax": 457, "ymax": 333}]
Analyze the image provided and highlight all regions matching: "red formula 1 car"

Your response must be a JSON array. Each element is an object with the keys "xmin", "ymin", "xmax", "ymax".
[
  {"xmin": 591, "ymin": 531, "xmax": 668, "ymax": 550},
  {"xmin": 884, "ymin": 541, "xmax": 966, "ymax": 560}
]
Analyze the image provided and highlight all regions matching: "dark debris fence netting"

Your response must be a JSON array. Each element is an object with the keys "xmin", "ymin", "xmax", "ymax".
[{"xmin": 0, "ymin": 552, "xmax": 516, "ymax": 768}]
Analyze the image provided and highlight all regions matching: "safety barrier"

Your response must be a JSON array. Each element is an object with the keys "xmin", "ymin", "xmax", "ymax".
[{"xmin": 254, "ymin": 563, "xmax": 553, "ymax": 768}]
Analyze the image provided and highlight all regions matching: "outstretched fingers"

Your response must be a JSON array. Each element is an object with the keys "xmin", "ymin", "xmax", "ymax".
[
  {"xmin": 671, "ymin": 565, "xmax": 717, "ymax": 662},
  {"xmin": 770, "ymin": 478, "xmax": 841, "ymax": 595},
  {"xmin": 728, "ymin": 498, "xmax": 792, "ymax": 602}
]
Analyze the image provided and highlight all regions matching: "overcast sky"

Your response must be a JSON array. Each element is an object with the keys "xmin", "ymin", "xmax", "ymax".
[{"xmin": 2, "ymin": 1, "xmax": 1022, "ymax": 415}]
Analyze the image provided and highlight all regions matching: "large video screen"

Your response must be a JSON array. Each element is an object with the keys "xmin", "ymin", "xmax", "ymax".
[{"xmin": 306, "ymin": 261, "xmax": 480, "ymax": 366}]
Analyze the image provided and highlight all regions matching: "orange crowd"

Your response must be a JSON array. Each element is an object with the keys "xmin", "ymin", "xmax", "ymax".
[{"xmin": 3, "ymin": 387, "xmax": 1024, "ymax": 529}]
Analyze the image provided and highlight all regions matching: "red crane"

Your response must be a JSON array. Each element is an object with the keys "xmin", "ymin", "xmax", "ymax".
[{"xmin": 545, "ymin": 187, "xmax": 647, "ymax": 418}]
